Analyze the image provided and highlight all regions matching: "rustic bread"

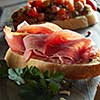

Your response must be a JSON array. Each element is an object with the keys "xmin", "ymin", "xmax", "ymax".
[
  {"xmin": 5, "ymin": 48, "xmax": 100, "ymax": 80},
  {"xmin": 52, "ymin": 5, "xmax": 98, "ymax": 30}
]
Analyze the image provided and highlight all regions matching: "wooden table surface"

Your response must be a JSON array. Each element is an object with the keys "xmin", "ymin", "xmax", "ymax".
[{"xmin": 0, "ymin": 0, "xmax": 100, "ymax": 100}]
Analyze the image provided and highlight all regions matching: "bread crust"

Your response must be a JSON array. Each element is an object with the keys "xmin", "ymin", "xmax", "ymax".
[
  {"xmin": 52, "ymin": 6, "xmax": 97, "ymax": 30},
  {"xmin": 52, "ymin": 16, "xmax": 88, "ymax": 30},
  {"xmin": 5, "ymin": 49, "xmax": 100, "ymax": 80}
]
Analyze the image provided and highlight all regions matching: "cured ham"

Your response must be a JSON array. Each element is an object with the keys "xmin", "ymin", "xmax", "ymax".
[
  {"xmin": 4, "ymin": 22, "xmax": 97, "ymax": 64},
  {"xmin": 22, "ymin": 29, "xmax": 96, "ymax": 64},
  {"xmin": 17, "ymin": 22, "xmax": 62, "ymax": 33},
  {"xmin": 23, "ymin": 34, "xmax": 49, "ymax": 61},
  {"xmin": 4, "ymin": 22, "xmax": 61, "ymax": 54}
]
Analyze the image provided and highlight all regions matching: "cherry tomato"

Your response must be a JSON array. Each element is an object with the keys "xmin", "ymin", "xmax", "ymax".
[
  {"xmin": 27, "ymin": 7, "xmax": 38, "ymax": 17},
  {"xmin": 58, "ymin": 8, "xmax": 66, "ymax": 15},
  {"xmin": 29, "ymin": 0, "xmax": 45, "ymax": 8},
  {"xmin": 64, "ymin": 0, "xmax": 75, "ymax": 11},
  {"xmin": 86, "ymin": 0, "xmax": 97, "ymax": 11},
  {"xmin": 56, "ymin": 0, "xmax": 65, "ymax": 5}
]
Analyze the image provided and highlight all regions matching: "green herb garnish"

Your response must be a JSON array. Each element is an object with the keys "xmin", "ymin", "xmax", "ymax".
[{"xmin": 0, "ymin": 59, "xmax": 68, "ymax": 100}]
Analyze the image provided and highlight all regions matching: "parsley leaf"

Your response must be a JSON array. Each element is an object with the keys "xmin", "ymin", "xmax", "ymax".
[
  {"xmin": 18, "ymin": 67, "xmax": 64, "ymax": 100},
  {"xmin": 0, "ymin": 60, "xmax": 68, "ymax": 100},
  {"xmin": 8, "ymin": 68, "xmax": 25, "ymax": 85}
]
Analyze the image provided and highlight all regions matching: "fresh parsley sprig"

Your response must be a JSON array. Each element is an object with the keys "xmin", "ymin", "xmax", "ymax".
[{"xmin": 0, "ymin": 59, "xmax": 67, "ymax": 100}]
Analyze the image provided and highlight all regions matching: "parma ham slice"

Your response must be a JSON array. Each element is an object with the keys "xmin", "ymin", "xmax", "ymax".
[
  {"xmin": 22, "ymin": 28, "xmax": 96, "ymax": 64},
  {"xmin": 4, "ymin": 22, "xmax": 61, "ymax": 53},
  {"xmin": 4, "ymin": 22, "xmax": 97, "ymax": 64}
]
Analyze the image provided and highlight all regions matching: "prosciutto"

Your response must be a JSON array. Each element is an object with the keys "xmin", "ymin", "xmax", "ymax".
[
  {"xmin": 23, "ymin": 34, "xmax": 49, "ymax": 61},
  {"xmin": 4, "ymin": 22, "xmax": 97, "ymax": 64},
  {"xmin": 4, "ymin": 22, "xmax": 60, "ymax": 54},
  {"xmin": 17, "ymin": 22, "xmax": 62, "ymax": 34},
  {"xmin": 23, "ymin": 29, "xmax": 97, "ymax": 64}
]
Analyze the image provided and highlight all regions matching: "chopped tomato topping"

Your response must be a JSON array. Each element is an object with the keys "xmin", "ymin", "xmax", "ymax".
[
  {"xmin": 86, "ymin": 0, "xmax": 97, "ymax": 11},
  {"xmin": 64, "ymin": 0, "xmax": 75, "ymax": 11},
  {"xmin": 29, "ymin": 0, "xmax": 45, "ymax": 8},
  {"xmin": 27, "ymin": 7, "xmax": 38, "ymax": 17},
  {"xmin": 56, "ymin": 0, "xmax": 65, "ymax": 5},
  {"xmin": 74, "ymin": 0, "xmax": 86, "ymax": 5}
]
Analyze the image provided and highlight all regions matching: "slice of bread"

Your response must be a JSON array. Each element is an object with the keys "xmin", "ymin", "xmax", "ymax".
[
  {"xmin": 5, "ymin": 48, "xmax": 100, "ymax": 80},
  {"xmin": 52, "ymin": 6, "xmax": 98, "ymax": 30},
  {"xmin": 12, "ymin": 4, "xmax": 98, "ymax": 30}
]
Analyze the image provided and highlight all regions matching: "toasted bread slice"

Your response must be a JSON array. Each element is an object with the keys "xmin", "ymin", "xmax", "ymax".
[
  {"xmin": 5, "ymin": 49, "xmax": 100, "ymax": 80},
  {"xmin": 52, "ymin": 6, "xmax": 98, "ymax": 30}
]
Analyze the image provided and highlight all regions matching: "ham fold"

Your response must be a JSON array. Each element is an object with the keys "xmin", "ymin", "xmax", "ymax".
[
  {"xmin": 4, "ymin": 22, "xmax": 97, "ymax": 64},
  {"xmin": 22, "ymin": 29, "xmax": 96, "ymax": 64}
]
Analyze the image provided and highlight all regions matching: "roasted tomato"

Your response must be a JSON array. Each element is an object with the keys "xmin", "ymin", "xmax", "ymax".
[
  {"xmin": 86, "ymin": 0, "xmax": 97, "ymax": 11},
  {"xmin": 64, "ymin": 0, "xmax": 75, "ymax": 11},
  {"xmin": 28, "ymin": 0, "xmax": 45, "ymax": 8},
  {"xmin": 74, "ymin": 0, "xmax": 86, "ymax": 5}
]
